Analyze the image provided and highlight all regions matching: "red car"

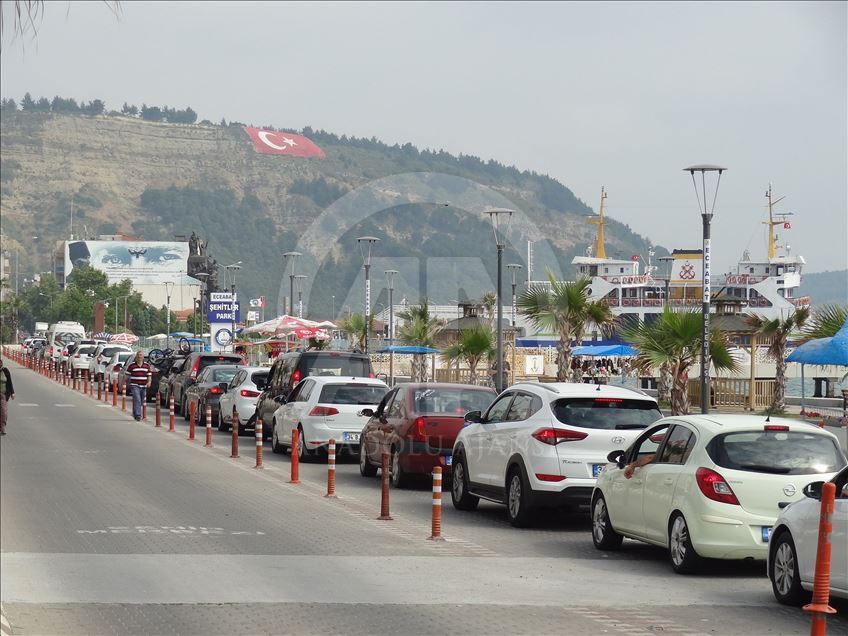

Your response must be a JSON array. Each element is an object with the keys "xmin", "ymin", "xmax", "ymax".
[{"xmin": 359, "ymin": 383, "xmax": 497, "ymax": 488}]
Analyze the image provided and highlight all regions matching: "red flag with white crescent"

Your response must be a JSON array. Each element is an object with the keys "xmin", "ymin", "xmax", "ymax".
[
  {"xmin": 243, "ymin": 127, "xmax": 326, "ymax": 158},
  {"xmin": 783, "ymin": 222, "xmax": 791, "ymax": 229}
]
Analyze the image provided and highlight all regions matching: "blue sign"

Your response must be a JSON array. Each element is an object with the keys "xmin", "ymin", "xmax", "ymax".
[{"xmin": 208, "ymin": 300, "xmax": 240, "ymax": 323}]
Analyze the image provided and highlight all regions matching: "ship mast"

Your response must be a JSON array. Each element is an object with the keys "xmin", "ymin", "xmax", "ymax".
[
  {"xmin": 763, "ymin": 183, "xmax": 787, "ymax": 259},
  {"xmin": 588, "ymin": 186, "xmax": 607, "ymax": 258}
]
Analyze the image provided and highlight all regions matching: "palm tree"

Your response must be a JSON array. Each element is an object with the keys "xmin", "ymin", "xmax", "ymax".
[
  {"xmin": 748, "ymin": 307, "xmax": 810, "ymax": 412},
  {"xmin": 517, "ymin": 272, "xmax": 614, "ymax": 381},
  {"xmin": 396, "ymin": 298, "xmax": 444, "ymax": 382},
  {"xmin": 480, "ymin": 291, "xmax": 497, "ymax": 330},
  {"xmin": 441, "ymin": 325, "xmax": 494, "ymax": 385},
  {"xmin": 623, "ymin": 308, "xmax": 738, "ymax": 415},
  {"xmin": 800, "ymin": 305, "xmax": 847, "ymax": 342},
  {"xmin": 338, "ymin": 313, "xmax": 370, "ymax": 351}
]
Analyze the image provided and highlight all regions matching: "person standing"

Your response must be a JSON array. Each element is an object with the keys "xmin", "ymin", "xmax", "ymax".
[
  {"xmin": 0, "ymin": 356, "xmax": 15, "ymax": 435},
  {"xmin": 125, "ymin": 351, "xmax": 152, "ymax": 422}
]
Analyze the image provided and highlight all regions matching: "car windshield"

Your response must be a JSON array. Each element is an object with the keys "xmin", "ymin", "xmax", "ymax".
[
  {"xmin": 318, "ymin": 384, "xmax": 388, "ymax": 405},
  {"xmin": 301, "ymin": 354, "xmax": 371, "ymax": 378},
  {"xmin": 706, "ymin": 430, "xmax": 847, "ymax": 475},
  {"xmin": 552, "ymin": 398, "xmax": 663, "ymax": 430},
  {"xmin": 212, "ymin": 368, "xmax": 238, "ymax": 383},
  {"xmin": 197, "ymin": 356, "xmax": 242, "ymax": 374},
  {"xmin": 412, "ymin": 388, "xmax": 496, "ymax": 415}
]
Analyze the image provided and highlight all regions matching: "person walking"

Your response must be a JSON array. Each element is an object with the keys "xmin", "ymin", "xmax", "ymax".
[
  {"xmin": 125, "ymin": 351, "xmax": 152, "ymax": 422},
  {"xmin": 0, "ymin": 356, "xmax": 15, "ymax": 435}
]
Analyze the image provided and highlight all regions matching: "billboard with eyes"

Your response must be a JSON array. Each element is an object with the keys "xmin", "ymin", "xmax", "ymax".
[{"xmin": 65, "ymin": 241, "xmax": 190, "ymax": 284}]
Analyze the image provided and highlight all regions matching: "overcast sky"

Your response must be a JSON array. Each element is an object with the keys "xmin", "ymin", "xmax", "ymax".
[{"xmin": 2, "ymin": 1, "xmax": 846, "ymax": 273}]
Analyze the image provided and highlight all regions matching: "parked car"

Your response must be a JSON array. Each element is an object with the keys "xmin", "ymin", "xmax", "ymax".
[
  {"xmin": 452, "ymin": 382, "xmax": 663, "ymax": 527},
  {"xmin": 106, "ymin": 351, "xmax": 135, "ymax": 387},
  {"xmin": 255, "ymin": 351, "xmax": 374, "ymax": 430},
  {"xmin": 359, "ymin": 383, "xmax": 497, "ymax": 487},
  {"xmin": 155, "ymin": 354, "xmax": 188, "ymax": 406},
  {"xmin": 69, "ymin": 344, "xmax": 98, "ymax": 377},
  {"xmin": 591, "ymin": 416, "xmax": 847, "ymax": 573},
  {"xmin": 217, "ymin": 366, "xmax": 270, "ymax": 435},
  {"xmin": 271, "ymin": 376, "xmax": 390, "ymax": 461},
  {"xmin": 46, "ymin": 321, "xmax": 86, "ymax": 366},
  {"xmin": 168, "ymin": 352, "xmax": 245, "ymax": 417},
  {"xmin": 183, "ymin": 365, "xmax": 242, "ymax": 426},
  {"xmin": 768, "ymin": 465, "xmax": 848, "ymax": 604},
  {"xmin": 89, "ymin": 344, "xmax": 133, "ymax": 380}
]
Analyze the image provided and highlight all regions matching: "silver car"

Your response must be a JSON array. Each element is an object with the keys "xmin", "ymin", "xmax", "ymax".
[{"xmin": 217, "ymin": 366, "xmax": 270, "ymax": 435}]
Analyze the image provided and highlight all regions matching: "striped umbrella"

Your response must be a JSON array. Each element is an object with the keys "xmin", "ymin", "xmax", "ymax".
[
  {"xmin": 93, "ymin": 332, "xmax": 111, "ymax": 340},
  {"xmin": 110, "ymin": 332, "xmax": 139, "ymax": 345}
]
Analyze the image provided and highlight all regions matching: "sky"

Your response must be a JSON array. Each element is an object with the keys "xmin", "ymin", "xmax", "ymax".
[{"xmin": 2, "ymin": 1, "xmax": 846, "ymax": 273}]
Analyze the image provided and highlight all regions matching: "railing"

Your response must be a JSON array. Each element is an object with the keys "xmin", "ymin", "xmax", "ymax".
[
  {"xmin": 688, "ymin": 378, "xmax": 776, "ymax": 410},
  {"xmin": 793, "ymin": 296, "xmax": 811, "ymax": 308}
]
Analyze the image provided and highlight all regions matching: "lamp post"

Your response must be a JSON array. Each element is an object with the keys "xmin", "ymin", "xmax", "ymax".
[
  {"xmin": 486, "ymin": 209, "xmax": 514, "ymax": 393},
  {"xmin": 331, "ymin": 295, "xmax": 335, "ymax": 320},
  {"xmin": 225, "ymin": 262, "xmax": 242, "ymax": 353},
  {"xmin": 506, "ymin": 263, "xmax": 522, "ymax": 327},
  {"xmin": 119, "ymin": 294, "xmax": 131, "ymax": 332},
  {"xmin": 657, "ymin": 256, "xmax": 674, "ymax": 308},
  {"xmin": 684, "ymin": 164, "xmax": 726, "ymax": 414},
  {"xmin": 294, "ymin": 274, "xmax": 307, "ymax": 318},
  {"xmin": 385, "ymin": 269, "xmax": 398, "ymax": 385},
  {"xmin": 39, "ymin": 291, "xmax": 59, "ymax": 313},
  {"xmin": 283, "ymin": 252, "xmax": 301, "ymax": 316},
  {"xmin": 164, "ymin": 281, "xmax": 174, "ymax": 351},
  {"xmin": 356, "ymin": 237, "xmax": 380, "ymax": 354}
]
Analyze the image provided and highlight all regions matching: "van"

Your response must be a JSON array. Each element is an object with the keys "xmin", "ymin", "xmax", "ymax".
[{"xmin": 47, "ymin": 321, "xmax": 86, "ymax": 363}]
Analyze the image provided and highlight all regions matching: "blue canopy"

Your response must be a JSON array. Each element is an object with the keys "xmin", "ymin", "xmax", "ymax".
[
  {"xmin": 571, "ymin": 344, "xmax": 638, "ymax": 357},
  {"xmin": 787, "ymin": 318, "xmax": 848, "ymax": 366},
  {"xmin": 169, "ymin": 331, "xmax": 194, "ymax": 338},
  {"xmin": 377, "ymin": 345, "xmax": 440, "ymax": 354}
]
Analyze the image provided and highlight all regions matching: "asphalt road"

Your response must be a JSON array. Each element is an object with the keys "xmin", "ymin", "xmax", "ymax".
[{"xmin": 1, "ymin": 357, "xmax": 846, "ymax": 635}]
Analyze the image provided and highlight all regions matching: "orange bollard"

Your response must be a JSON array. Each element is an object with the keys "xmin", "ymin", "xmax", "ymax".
[
  {"xmin": 168, "ymin": 394, "xmax": 175, "ymax": 432},
  {"xmin": 113, "ymin": 380, "xmax": 118, "ymax": 407},
  {"xmin": 121, "ymin": 382, "xmax": 126, "ymax": 412},
  {"xmin": 803, "ymin": 481, "xmax": 837, "ymax": 636},
  {"xmin": 188, "ymin": 401, "xmax": 196, "ymax": 441},
  {"xmin": 254, "ymin": 419, "xmax": 264, "ymax": 469},
  {"xmin": 84, "ymin": 373, "xmax": 89, "ymax": 396},
  {"xmin": 288, "ymin": 427, "xmax": 300, "ymax": 483},
  {"xmin": 428, "ymin": 467, "xmax": 445, "ymax": 540},
  {"xmin": 155, "ymin": 399, "xmax": 162, "ymax": 428},
  {"xmin": 230, "ymin": 406, "xmax": 240, "ymax": 458},
  {"xmin": 97, "ymin": 378, "xmax": 102, "ymax": 401},
  {"xmin": 378, "ymin": 452, "xmax": 392, "ymax": 520},
  {"xmin": 325, "ymin": 439, "xmax": 336, "ymax": 496},
  {"xmin": 205, "ymin": 403, "xmax": 213, "ymax": 447}
]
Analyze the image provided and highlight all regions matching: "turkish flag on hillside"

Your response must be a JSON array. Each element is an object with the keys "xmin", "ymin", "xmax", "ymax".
[{"xmin": 243, "ymin": 127, "xmax": 326, "ymax": 158}]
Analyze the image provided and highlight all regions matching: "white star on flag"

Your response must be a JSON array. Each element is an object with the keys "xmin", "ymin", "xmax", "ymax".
[{"xmin": 281, "ymin": 137, "xmax": 297, "ymax": 147}]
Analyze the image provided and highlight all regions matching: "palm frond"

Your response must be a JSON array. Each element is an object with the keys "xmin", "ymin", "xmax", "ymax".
[{"xmin": 800, "ymin": 304, "xmax": 847, "ymax": 342}]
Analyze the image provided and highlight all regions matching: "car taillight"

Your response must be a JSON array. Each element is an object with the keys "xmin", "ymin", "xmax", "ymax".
[
  {"xmin": 209, "ymin": 387, "xmax": 223, "ymax": 395},
  {"xmin": 74, "ymin": 353, "xmax": 80, "ymax": 358},
  {"xmin": 695, "ymin": 467, "xmax": 739, "ymax": 505},
  {"xmin": 411, "ymin": 417, "xmax": 427, "ymax": 442},
  {"xmin": 764, "ymin": 425, "xmax": 790, "ymax": 431},
  {"xmin": 532, "ymin": 427, "xmax": 588, "ymax": 445},
  {"xmin": 240, "ymin": 389, "xmax": 261, "ymax": 398},
  {"xmin": 308, "ymin": 406, "xmax": 339, "ymax": 417},
  {"xmin": 291, "ymin": 370, "xmax": 301, "ymax": 386},
  {"xmin": 190, "ymin": 358, "xmax": 200, "ymax": 379},
  {"xmin": 535, "ymin": 473, "xmax": 566, "ymax": 482},
  {"xmin": 114, "ymin": 364, "xmax": 123, "ymax": 370}
]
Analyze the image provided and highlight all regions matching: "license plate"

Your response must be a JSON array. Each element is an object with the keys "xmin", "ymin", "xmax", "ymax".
[
  {"xmin": 445, "ymin": 455, "xmax": 452, "ymax": 466},
  {"xmin": 592, "ymin": 464, "xmax": 605, "ymax": 478},
  {"xmin": 342, "ymin": 432, "xmax": 360, "ymax": 442},
  {"xmin": 762, "ymin": 526, "xmax": 771, "ymax": 542}
]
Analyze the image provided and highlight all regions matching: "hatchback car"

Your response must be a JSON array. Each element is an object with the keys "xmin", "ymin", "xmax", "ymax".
[
  {"xmin": 452, "ymin": 382, "xmax": 662, "ymax": 526},
  {"xmin": 106, "ymin": 351, "xmax": 134, "ymax": 387},
  {"xmin": 70, "ymin": 344, "xmax": 98, "ymax": 377},
  {"xmin": 360, "ymin": 383, "xmax": 497, "ymax": 488},
  {"xmin": 591, "ymin": 416, "xmax": 847, "ymax": 573},
  {"xmin": 768, "ymin": 465, "xmax": 848, "ymax": 604},
  {"xmin": 90, "ymin": 344, "xmax": 133, "ymax": 380},
  {"xmin": 167, "ymin": 352, "xmax": 245, "ymax": 417},
  {"xmin": 217, "ymin": 366, "xmax": 270, "ymax": 435},
  {"xmin": 184, "ymin": 365, "xmax": 242, "ymax": 426}
]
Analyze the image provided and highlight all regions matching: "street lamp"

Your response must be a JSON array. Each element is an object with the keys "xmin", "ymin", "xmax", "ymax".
[
  {"xmin": 506, "ymin": 263, "xmax": 523, "ymax": 327},
  {"xmin": 293, "ymin": 274, "xmax": 307, "ymax": 319},
  {"xmin": 356, "ymin": 236, "xmax": 380, "ymax": 354},
  {"xmin": 487, "ymin": 209, "xmax": 514, "ymax": 392},
  {"xmin": 385, "ymin": 269, "xmax": 398, "ymax": 385},
  {"xmin": 657, "ymin": 256, "xmax": 674, "ymax": 308},
  {"xmin": 283, "ymin": 252, "xmax": 301, "ymax": 316},
  {"xmin": 118, "ymin": 294, "xmax": 131, "ymax": 332},
  {"xmin": 39, "ymin": 291, "xmax": 59, "ymax": 312},
  {"xmin": 331, "ymin": 295, "xmax": 335, "ymax": 320},
  {"xmin": 684, "ymin": 164, "xmax": 726, "ymax": 414},
  {"xmin": 164, "ymin": 282, "xmax": 175, "ymax": 350},
  {"xmin": 225, "ymin": 262, "xmax": 242, "ymax": 352}
]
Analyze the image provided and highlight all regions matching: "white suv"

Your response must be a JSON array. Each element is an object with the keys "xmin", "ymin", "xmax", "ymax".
[{"xmin": 451, "ymin": 382, "xmax": 663, "ymax": 527}]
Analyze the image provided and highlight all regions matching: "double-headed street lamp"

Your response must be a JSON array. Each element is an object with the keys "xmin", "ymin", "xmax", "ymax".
[
  {"xmin": 225, "ymin": 262, "xmax": 242, "ymax": 352},
  {"xmin": 486, "ymin": 208, "xmax": 514, "ymax": 393},
  {"xmin": 506, "ymin": 263, "xmax": 523, "ymax": 327},
  {"xmin": 283, "ymin": 252, "xmax": 302, "ymax": 316},
  {"xmin": 356, "ymin": 237, "xmax": 380, "ymax": 354},
  {"xmin": 385, "ymin": 269, "xmax": 398, "ymax": 385},
  {"xmin": 164, "ymin": 282, "xmax": 175, "ymax": 350},
  {"xmin": 684, "ymin": 164, "xmax": 726, "ymax": 414}
]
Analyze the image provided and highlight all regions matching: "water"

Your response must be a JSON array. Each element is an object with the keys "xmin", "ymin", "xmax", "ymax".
[{"xmin": 606, "ymin": 375, "xmax": 847, "ymax": 397}]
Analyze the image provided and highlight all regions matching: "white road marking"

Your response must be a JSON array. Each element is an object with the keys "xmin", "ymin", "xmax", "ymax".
[
  {"xmin": 53, "ymin": 404, "xmax": 76, "ymax": 408},
  {"xmin": 18, "ymin": 403, "xmax": 39, "ymax": 407},
  {"xmin": 76, "ymin": 526, "xmax": 265, "ymax": 535}
]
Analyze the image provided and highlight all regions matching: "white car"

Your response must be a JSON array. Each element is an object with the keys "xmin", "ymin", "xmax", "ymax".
[
  {"xmin": 217, "ymin": 366, "xmax": 270, "ymax": 435},
  {"xmin": 768, "ymin": 465, "xmax": 848, "ymax": 604},
  {"xmin": 451, "ymin": 382, "xmax": 663, "ymax": 527},
  {"xmin": 591, "ymin": 415, "xmax": 847, "ymax": 574},
  {"xmin": 89, "ymin": 344, "xmax": 133, "ymax": 380},
  {"xmin": 270, "ymin": 376, "xmax": 389, "ymax": 461},
  {"xmin": 105, "ymin": 351, "xmax": 135, "ymax": 387},
  {"xmin": 70, "ymin": 344, "xmax": 99, "ymax": 376}
]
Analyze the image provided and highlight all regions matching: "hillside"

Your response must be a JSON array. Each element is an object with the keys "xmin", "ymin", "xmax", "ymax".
[
  {"xmin": 799, "ymin": 270, "xmax": 848, "ymax": 306},
  {"xmin": 0, "ymin": 109, "xmax": 665, "ymax": 317}
]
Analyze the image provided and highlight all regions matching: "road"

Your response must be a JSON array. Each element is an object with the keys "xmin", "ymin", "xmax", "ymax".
[{"xmin": 1, "ymin": 357, "xmax": 846, "ymax": 635}]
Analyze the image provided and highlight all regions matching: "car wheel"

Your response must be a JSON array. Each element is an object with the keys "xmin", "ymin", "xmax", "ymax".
[
  {"xmin": 668, "ymin": 513, "xmax": 703, "ymax": 574},
  {"xmin": 451, "ymin": 454, "xmax": 479, "ymax": 511},
  {"xmin": 506, "ymin": 466, "xmax": 534, "ymax": 528},
  {"xmin": 591, "ymin": 493, "xmax": 623, "ymax": 550},
  {"xmin": 272, "ymin": 422, "xmax": 284, "ymax": 454},
  {"xmin": 217, "ymin": 409, "xmax": 228, "ymax": 432},
  {"xmin": 770, "ymin": 532, "xmax": 808, "ymax": 605},
  {"xmin": 359, "ymin": 441, "xmax": 377, "ymax": 476},
  {"xmin": 297, "ymin": 426, "xmax": 315, "ymax": 462},
  {"xmin": 390, "ymin": 447, "xmax": 408, "ymax": 489}
]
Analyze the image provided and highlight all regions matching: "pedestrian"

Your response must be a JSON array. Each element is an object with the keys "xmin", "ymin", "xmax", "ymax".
[
  {"xmin": 0, "ymin": 356, "xmax": 15, "ymax": 435},
  {"xmin": 125, "ymin": 351, "xmax": 152, "ymax": 421}
]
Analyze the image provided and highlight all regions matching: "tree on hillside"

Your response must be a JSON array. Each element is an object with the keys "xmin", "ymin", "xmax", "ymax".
[
  {"xmin": 81, "ymin": 99, "xmax": 105, "ymax": 116},
  {"xmin": 140, "ymin": 104, "xmax": 164, "ymax": 122},
  {"xmin": 20, "ymin": 92, "xmax": 35, "ymax": 111},
  {"xmin": 51, "ymin": 96, "xmax": 80, "ymax": 114},
  {"xmin": 35, "ymin": 96, "xmax": 50, "ymax": 111},
  {"xmin": 0, "ymin": 98, "xmax": 17, "ymax": 113},
  {"xmin": 121, "ymin": 102, "xmax": 138, "ymax": 116}
]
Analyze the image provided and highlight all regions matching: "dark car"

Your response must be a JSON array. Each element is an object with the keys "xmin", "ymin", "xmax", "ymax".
[
  {"xmin": 184, "ymin": 365, "xmax": 241, "ymax": 426},
  {"xmin": 168, "ymin": 352, "xmax": 245, "ymax": 416},
  {"xmin": 255, "ymin": 350, "xmax": 374, "ymax": 430},
  {"xmin": 359, "ymin": 383, "xmax": 497, "ymax": 488},
  {"xmin": 152, "ymin": 353, "xmax": 188, "ymax": 406}
]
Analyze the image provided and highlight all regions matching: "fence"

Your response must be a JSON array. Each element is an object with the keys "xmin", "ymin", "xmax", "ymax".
[{"xmin": 688, "ymin": 378, "xmax": 775, "ymax": 410}]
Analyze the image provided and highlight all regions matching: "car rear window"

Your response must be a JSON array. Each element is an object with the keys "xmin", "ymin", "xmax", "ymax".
[
  {"xmin": 197, "ymin": 356, "xmax": 243, "ymax": 374},
  {"xmin": 78, "ymin": 346, "xmax": 97, "ymax": 354},
  {"xmin": 102, "ymin": 346, "xmax": 130, "ymax": 358},
  {"xmin": 300, "ymin": 354, "xmax": 373, "ymax": 378},
  {"xmin": 412, "ymin": 388, "xmax": 496, "ymax": 415},
  {"xmin": 552, "ymin": 397, "xmax": 663, "ymax": 430},
  {"xmin": 706, "ymin": 430, "xmax": 847, "ymax": 475},
  {"xmin": 250, "ymin": 371, "xmax": 269, "ymax": 388},
  {"xmin": 211, "ymin": 368, "xmax": 239, "ymax": 383},
  {"xmin": 318, "ymin": 384, "xmax": 388, "ymax": 405}
]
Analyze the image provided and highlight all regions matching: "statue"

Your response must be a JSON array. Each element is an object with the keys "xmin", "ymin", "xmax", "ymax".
[{"xmin": 189, "ymin": 232, "xmax": 199, "ymax": 256}]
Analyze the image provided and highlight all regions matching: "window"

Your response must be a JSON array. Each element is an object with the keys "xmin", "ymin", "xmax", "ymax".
[
  {"xmin": 212, "ymin": 368, "xmax": 238, "ymax": 384},
  {"xmin": 410, "ymin": 387, "xmax": 495, "ymax": 415},
  {"xmin": 229, "ymin": 371, "xmax": 245, "ymax": 389},
  {"xmin": 287, "ymin": 381, "xmax": 305, "ymax": 403},
  {"xmin": 706, "ymin": 430, "xmax": 846, "ymax": 475},
  {"xmin": 375, "ymin": 389, "xmax": 397, "ymax": 417},
  {"xmin": 485, "ymin": 393, "xmax": 514, "ymax": 423},
  {"xmin": 505, "ymin": 393, "xmax": 542, "ymax": 422},
  {"xmin": 658, "ymin": 426, "xmax": 695, "ymax": 464},
  {"xmin": 552, "ymin": 398, "xmax": 663, "ymax": 430},
  {"xmin": 386, "ymin": 388, "xmax": 405, "ymax": 418},
  {"xmin": 298, "ymin": 380, "xmax": 315, "ymax": 402},
  {"xmin": 319, "ymin": 384, "xmax": 389, "ymax": 406},
  {"xmin": 630, "ymin": 424, "xmax": 670, "ymax": 462},
  {"xmin": 749, "ymin": 267, "xmax": 755, "ymax": 274}
]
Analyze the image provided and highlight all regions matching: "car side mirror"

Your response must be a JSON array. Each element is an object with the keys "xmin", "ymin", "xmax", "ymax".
[
  {"xmin": 606, "ymin": 450, "xmax": 626, "ymax": 469},
  {"xmin": 803, "ymin": 481, "xmax": 823, "ymax": 500},
  {"xmin": 464, "ymin": 410, "xmax": 483, "ymax": 424},
  {"xmin": 359, "ymin": 408, "xmax": 375, "ymax": 417}
]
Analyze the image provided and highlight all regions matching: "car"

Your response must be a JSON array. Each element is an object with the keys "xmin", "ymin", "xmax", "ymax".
[
  {"xmin": 359, "ymin": 383, "xmax": 497, "ymax": 487},
  {"xmin": 768, "ymin": 465, "xmax": 848, "ymax": 604},
  {"xmin": 255, "ymin": 350, "xmax": 374, "ymax": 430},
  {"xmin": 89, "ymin": 344, "xmax": 133, "ymax": 380},
  {"xmin": 168, "ymin": 352, "xmax": 245, "ymax": 417},
  {"xmin": 46, "ymin": 321, "xmax": 86, "ymax": 365},
  {"xmin": 270, "ymin": 376, "xmax": 389, "ymax": 461},
  {"xmin": 105, "ymin": 351, "xmax": 135, "ymax": 387},
  {"xmin": 452, "ymin": 382, "xmax": 663, "ymax": 527},
  {"xmin": 69, "ymin": 344, "xmax": 98, "ymax": 377},
  {"xmin": 217, "ymin": 366, "xmax": 270, "ymax": 435},
  {"xmin": 591, "ymin": 415, "xmax": 847, "ymax": 574},
  {"xmin": 155, "ymin": 354, "xmax": 188, "ymax": 406},
  {"xmin": 183, "ymin": 365, "xmax": 242, "ymax": 427}
]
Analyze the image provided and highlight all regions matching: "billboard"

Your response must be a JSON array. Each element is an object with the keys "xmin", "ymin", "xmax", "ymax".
[{"xmin": 65, "ymin": 241, "xmax": 190, "ymax": 285}]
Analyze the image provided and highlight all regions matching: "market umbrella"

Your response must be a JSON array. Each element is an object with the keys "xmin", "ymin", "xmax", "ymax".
[
  {"xmin": 93, "ymin": 331, "xmax": 111, "ymax": 340},
  {"xmin": 110, "ymin": 332, "xmax": 139, "ymax": 345},
  {"xmin": 241, "ymin": 315, "xmax": 331, "ymax": 337},
  {"xmin": 147, "ymin": 334, "xmax": 168, "ymax": 342},
  {"xmin": 787, "ymin": 318, "xmax": 848, "ymax": 412},
  {"xmin": 571, "ymin": 344, "xmax": 638, "ymax": 357}
]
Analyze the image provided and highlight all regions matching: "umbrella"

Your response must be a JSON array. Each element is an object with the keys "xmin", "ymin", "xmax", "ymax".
[
  {"xmin": 240, "ymin": 315, "xmax": 330, "ymax": 337},
  {"xmin": 93, "ymin": 332, "xmax": 111, "ymax": 340},
  {"xmin": 787, "ymin": 318, "xmax": 848, "ymax": 413},
  {"xmin": 110, "ymin": 333, "xmax": 139, "ymax": 345},
  {"xmin": 377, "ymin": 345, "xmax": 440, "ymax": 354},
  {"xmin": 147, "ymin": 334, "xmax": 168, "ymax": 341},
  {"xmin": 572, "ymin": 344, "xmax": 638, "ymax": 357}
]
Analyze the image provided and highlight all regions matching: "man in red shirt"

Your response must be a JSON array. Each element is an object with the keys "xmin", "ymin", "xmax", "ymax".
[{"xmin": 125, "ymin": 351, "xmax": 152, "ymax": 421}]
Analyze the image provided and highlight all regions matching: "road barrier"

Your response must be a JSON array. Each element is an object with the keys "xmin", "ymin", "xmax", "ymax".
[
  {"xmin": 230, "ymin": 406, "xmax": 240, "ymax": 458},
  {"xmin": 84, "ymin": 373, "xmax": 89, "ymax": 396},
  {"xmin": 254, "ymin": 419, "xmax": 264, "ymax": 469},
  {"xmin": 803, "ymin": 481, "xmax": 837, "ymax": 636},
  {"xmin": 112, "ymin": 381, "xmax": 118, "ymax": 407},
  {"xmin": 121, "ymin": 383, "xmax": 126, "ymax": 412},
  {"xmin": 97, "ymin": 378, "xmax": 102, "ymax": 401},
  {"xmin": 205, "ymin": 404, "xmax": 213, "ymax": 447},
  {"xmin": 155, "ymin": 399, "xmax": 162, "ymax": 428},
  {"xmin": 168, "ymin": 395, "xmax": 175, "ymax": 432},
  {"xmin": 428, "ymin": 467, "xmax": 444, "ymax": 541},
  {"xmin": 288, "ymin": 428, "xmax": 299, "ymax": 483},
  {"xmin": 325, "ymin": 439, "xmax": 335, "ymax": 496},
  {"xmin": 378, "ymin": 452, "xmax": 392, "ymax": 520},
  {"xmin": 188, "ymin": 401, "xmax": 196, "ymax": 441}
]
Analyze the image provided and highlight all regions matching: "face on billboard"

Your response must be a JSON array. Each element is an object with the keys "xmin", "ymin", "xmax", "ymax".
[{"xmin": 66, "ymin": 241, "xmax": 189, "ymax": 283}]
